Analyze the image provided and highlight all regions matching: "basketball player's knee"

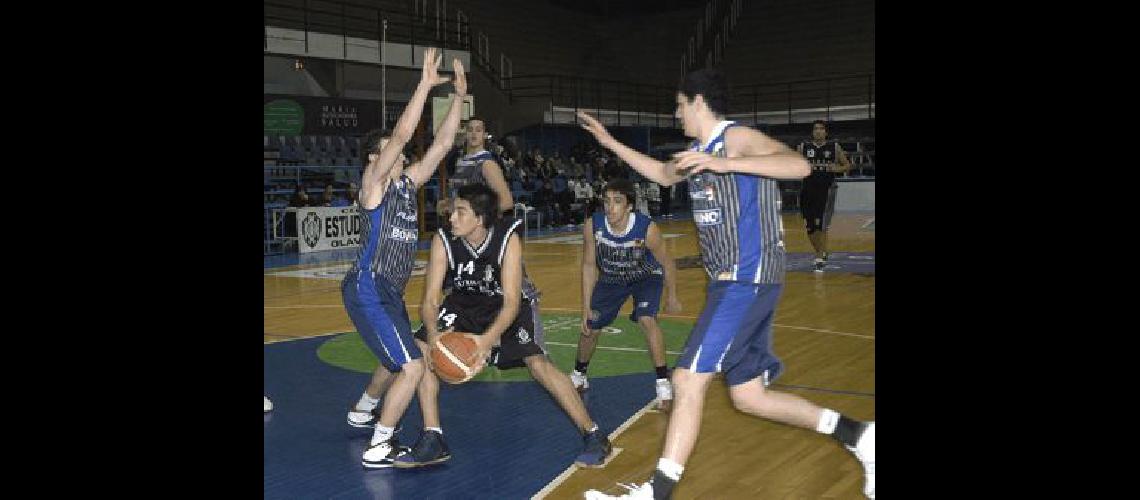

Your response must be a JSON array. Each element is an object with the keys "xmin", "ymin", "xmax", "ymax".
[
  {"xmin": 637, "ymin": 315, "xmax": 657, "ymax": 329},
  {"xmin": 670, "ymin": 370, "xmax": 705, "ymax": 398},
  {"xmin": 401, "ymin": 358, "xmax": 426, "ymax": 377},
  {"xmin": 730, "ymin": 388, "xmax": 773, "ymax": 415}
]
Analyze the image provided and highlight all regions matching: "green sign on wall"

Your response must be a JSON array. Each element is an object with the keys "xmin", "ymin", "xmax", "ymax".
[{"xmin": 264, "ymin": 99, "xmax": 304, "ymax": 136}]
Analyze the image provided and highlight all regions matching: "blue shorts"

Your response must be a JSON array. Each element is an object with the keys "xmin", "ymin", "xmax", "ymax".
[
  {"xmin": 674, "ymin": 281, "xmax": 784, "ymax": 386},
  {"xmin": 587, "ymin": 274, "xmax": 664, "ymax": 330},
  {"xmin": 342, "ymin": 269, "xmax": 421, "ymax": 371}
]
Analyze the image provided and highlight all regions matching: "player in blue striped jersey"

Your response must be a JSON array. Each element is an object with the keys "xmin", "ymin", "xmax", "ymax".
[
  {"xmin": 579, "ymin": 68, "xmax": 874, "ymax": 499},
  {"xmin": 436, "ymin": 116, "xmax": 514, "ymax": 217},
  {"xmin": 340, "ymin": 48, "xmax": 469, "ymax": 469},
  {"xmin": 571, "ymin": 179, "xmax": 682, "ymax": 411}
]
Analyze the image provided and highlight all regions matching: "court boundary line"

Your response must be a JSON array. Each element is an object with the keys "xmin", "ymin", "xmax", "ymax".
[
  {"xmin": 531, "ymin": 399, "xmax": 656, "ymax": 500},
  {"xmin": 264, "ymin": 330, "xmax": 351, "ymax": 344}
]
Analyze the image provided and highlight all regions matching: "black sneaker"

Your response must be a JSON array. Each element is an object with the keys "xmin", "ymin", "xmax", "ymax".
[
  {"xmin": 393, "ymin": 429, "xmax": 451, "ymax": 468},
  {"xmin": 574, "ymin": 430, "xmax": 612, "ymax": 467},
  {"xmin": 813, "ymin": 258, "xmax": 826, "ymax": 273}
]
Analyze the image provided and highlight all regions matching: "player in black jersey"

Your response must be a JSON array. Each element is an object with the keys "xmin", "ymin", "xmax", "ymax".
[
  {"xmin": 797, "ymin": 120, "xmax": 851, "ymax": 272},
  {"xmin": 389, "ymin": 183, "xmax": 612, "ymax": 469}
]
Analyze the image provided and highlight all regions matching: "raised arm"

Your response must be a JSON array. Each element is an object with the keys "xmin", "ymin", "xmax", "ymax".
[
  {"xmin": 406, "ymin": 58, "xmax": 468, "ymax": 188},
  {"xmin": 361, "ymin": 47, "xmax": 451, "ymax": 208},
  {"xmin": 577, "ymin": 111, "xmax": 686, "ymax": 186},
  {"xmin": 671, "ymin": 126, "xmax": 810, "ymax": 180}
]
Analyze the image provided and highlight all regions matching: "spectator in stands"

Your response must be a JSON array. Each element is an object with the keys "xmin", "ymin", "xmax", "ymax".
[
  {"xmin": 289, "ymin": 184, "xmax": 311, "ymax": 207},
  {"xmin": 319, "ymin": 184, "xmax": 338, "ymax": 206},
  {"xmin": 531, "ymin": 179, "xmax": 558, "ymax": 229},
  {"xmin": 344, "ymin": 182, "xmax": 359, "ymax": 206},
  {"xmin": 645, "ymin": 181, "xmax": 661, "ymax": 216}
]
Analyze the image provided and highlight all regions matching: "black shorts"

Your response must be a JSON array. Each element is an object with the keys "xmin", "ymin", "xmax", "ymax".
[
  {"xmin": 799, "ymin": 182, "xmax": 838, "ymax": 233},
  {"xmin": 414, "ymin": 293, "xmax": 547, "ymax": 370}
]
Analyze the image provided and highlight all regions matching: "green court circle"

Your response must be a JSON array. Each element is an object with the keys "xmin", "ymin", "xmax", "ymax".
[{"xmin": 317, "ymin": 313, "xmax": 693, "ymax": 382}]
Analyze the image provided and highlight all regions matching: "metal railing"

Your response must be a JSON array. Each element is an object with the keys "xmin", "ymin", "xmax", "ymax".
[
  {"xmin": 264, "ymin": 0, "xmax": 513, "ymax": 94},
  {"xmin": 506, "ymin": 72, "xmax": 874, "ymax": 125}
]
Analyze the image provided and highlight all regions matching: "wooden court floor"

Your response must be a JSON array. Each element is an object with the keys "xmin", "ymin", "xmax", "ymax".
[{"xmin": 264, "ymin": 212, "xmax": 875, "ymax": 499}]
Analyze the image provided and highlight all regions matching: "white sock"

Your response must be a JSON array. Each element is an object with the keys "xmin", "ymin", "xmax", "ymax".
[
  {"xmin": 356, "ymin": 392, "xmax": 380, "ymax": 412},
  {"xmin": 816, "ymin": 408, "xmax": 840, "ymax": 434},
  {"xmin": 426, "ymin": 427, "xmax": 443, "ymax": 435},
  {"xmin": 586, "ymin": 423, "xmax": 599, "ymax": 434},
  {"xmin": 371, "ymin": 424, "xmax": 394, "ymax": 445},
  {"xmin": 656, "ymin": 458, "xmax": 684, "ymax": 481}
]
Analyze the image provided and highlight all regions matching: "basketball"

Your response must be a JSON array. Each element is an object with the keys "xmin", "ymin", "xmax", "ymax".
[{"xmin": 430, "ymin": 332, "xmax": 483, "ymax": 384}]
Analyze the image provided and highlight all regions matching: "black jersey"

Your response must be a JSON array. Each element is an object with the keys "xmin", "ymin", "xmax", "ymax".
[
  {"xmin": 438, "ymin": 217, "xmax": 540, "ymax": 305},
  {"xmin": 799, "ymin": 141, "xmax": 842, "ymax": 189}
]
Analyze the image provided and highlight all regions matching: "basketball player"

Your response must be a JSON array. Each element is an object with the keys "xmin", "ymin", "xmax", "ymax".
[
  {"xmin": 798, "ymin": 120, "xmax": 851, "ymax": 272},
  {"xmin": 340, "ymin": 48, "xmax": 468, "ymax": 469},
  {"xmin": 571, "ymin": 178, "xmax": 682, "ymax": 412},
  {"xmin": 391, "ymin": 183, "xmax": 612, "ymax": 469},
  {"xmin": 577, "ymin": 68, "xmax": 874, "ymax": 499},
  {"xmin": 437, "ymin": 116, "xmax": 514, "ymax": 217}
]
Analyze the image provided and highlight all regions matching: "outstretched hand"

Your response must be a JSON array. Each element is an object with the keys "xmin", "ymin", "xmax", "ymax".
[
  {"xmin": 452, "ymin": 58, "xmax": 467, "ymax": 96},
  {"xmin": 577, "ymin": 111, "xmax": 615, "ymax": 148},
  {"xmin": 421, "ymin": 47, "xmax": 451, "ymax": 87}
]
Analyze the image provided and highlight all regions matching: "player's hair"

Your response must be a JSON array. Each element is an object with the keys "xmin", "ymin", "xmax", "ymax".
[
  {"xmin": 812, "ymin": 119, "xmax": 828, "ymax": 130},
  {"xmin": 603, "ymin": 178, "xmax": 637, "ymax": 207},
  {"xmin": 457, "ymin": 183, "xmax": 499, "ymax": 228},
  {"xmin": 678, "ymin": 68, "xmax": 729, "ymax": 117},
  {"xmin": 361, "ymin": 128, "xmax": 392, "ymax": 164},
  {"xmin": 465, "ymin": 116, "xmax": 487, "ymax": 129}
]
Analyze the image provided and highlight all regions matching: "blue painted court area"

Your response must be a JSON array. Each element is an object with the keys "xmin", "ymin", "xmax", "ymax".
[
  {"xmin": 786, "ymin": 251, "xmax": 875, "ymax": 274},
  {"xmin": 264, "ymin": 336, "xmax": 653, "ymax": 499}
]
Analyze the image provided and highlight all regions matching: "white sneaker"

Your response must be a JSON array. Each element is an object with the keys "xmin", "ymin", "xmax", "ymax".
[
  {"xmin": 584, "ymin": 481, "xmax": 654, "ymax": 500},
  {"xmin": 655, "ymin": 379, "xmax": 673, "ymax": 412},
  {"xmin": 347, "ymin": 407, "xmax": 378, "ymax": 428},
  {"xmin": 264, "ymin": 396, "xmax": 273, "ymax": 413},
  {"xmin": 570, "ymin": 370, "xmax": 589, "ymax": 391},
  {"xmin": 362, "ymin": 438, "xmax": 397, "ymax": 469},
  {"xmin": 845, "ymin": 421, "xmax": 875, "ymax": 499}
]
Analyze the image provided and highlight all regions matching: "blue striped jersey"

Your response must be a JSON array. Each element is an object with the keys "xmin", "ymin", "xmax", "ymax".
[
  {"xmin": 592, "ymin": 211, "xmax": 662, "ymax": 285},
  {"xmin": 449, "ymin": 149, "xmax": 495, "ymax": 198},
  {"xmin": 349, "ymin": 174, "xmax": 420, "ymax": 294},
  {"xmin": 686, "ymin": 121, "xmax": 786, "ymax": 284}
]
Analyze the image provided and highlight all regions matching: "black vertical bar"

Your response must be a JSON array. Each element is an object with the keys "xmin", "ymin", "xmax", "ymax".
[
  {"xmin": 786, "ymin": 83, "xmax": 792, "ymax": 124},
  {"xmin": 617, "ymin": 81, "xmax": 621, "ymax": 127},
  {"xmin": 303, "ymin": 0, "xmax": 309, "ymax": 53},
  {"xmin": 868, "ymin": 74, "xmax": 873, "ymax": 119},
  {"xmin": 825, "ymin": 78, "xmax": 831, "ymax": 122},
  {"xmin": 753, "ymin": 85, "xmax": 757, "ymax": 125}
]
